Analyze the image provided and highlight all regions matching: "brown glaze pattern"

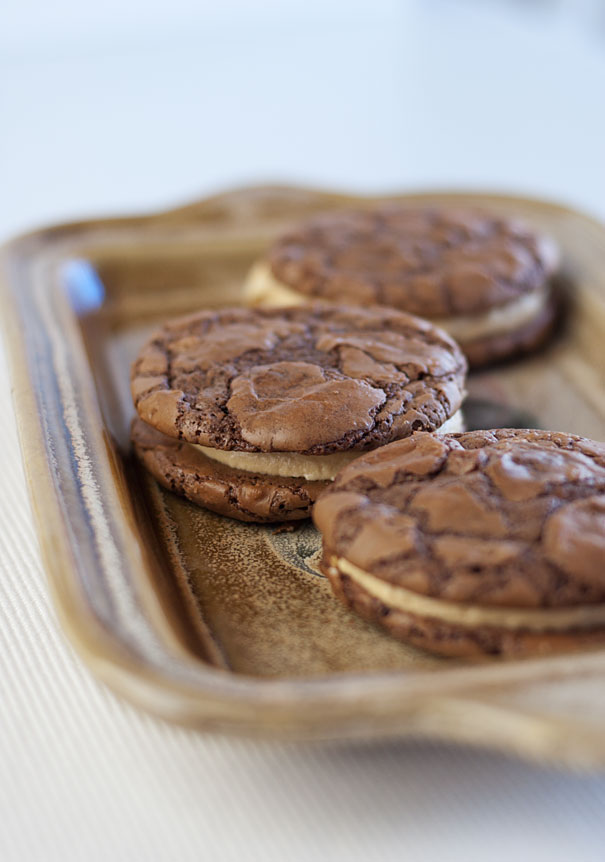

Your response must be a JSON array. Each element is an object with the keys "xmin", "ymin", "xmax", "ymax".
[
  {"xmin": 268, "ymin": 206, "xmax": 559, "ymax": 317},
  {"xmin": 314, "ymin": 429, "xmax": 605, "ymax": 609},
  {"xmin": 131, "ymin": 304, "xmax": 467, "ymax": 454},
  {"xmin": 132, "ymin": 419, "xmax": 327, "ymax": 522}
]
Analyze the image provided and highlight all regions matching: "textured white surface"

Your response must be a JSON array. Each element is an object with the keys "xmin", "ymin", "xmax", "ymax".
[{"xmin": 3, "ymin": 2, "xmax": 605, "ymax": 859}]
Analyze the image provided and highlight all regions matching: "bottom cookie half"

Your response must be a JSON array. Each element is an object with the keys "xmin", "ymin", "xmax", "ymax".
[
  {"xmin": 461, "ymin": 294, "xmax": 558, "ymax": 368},
  {"xmin": 132, "ymin": 419, "xmax": 328, "ymax": 522},
  {"xmin": 322, "ymin": 556, "xmax": 605, "ymax": 659}
]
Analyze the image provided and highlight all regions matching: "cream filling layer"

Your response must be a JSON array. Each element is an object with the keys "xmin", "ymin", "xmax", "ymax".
[
  {"xmin": 437, "ymin": 410, "xmax": 465, "ymax": 435},
  {"xmin": 191, "ymin": 446, "xmax": 360, "ymax": 481},
  {"xmin": 335, "ymin": 557, "xmax": 605, "ymax": 633},
  {"xmin": 190, "ymin": 410, "xmax": 463, "ymax": 481},
  {"xmin": 243, "ymin": 262, "xmax": 548, "ymax": 343}
]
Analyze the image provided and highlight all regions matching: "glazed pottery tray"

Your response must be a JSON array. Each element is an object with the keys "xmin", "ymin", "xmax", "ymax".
[{"xmin": 3, "ymin": 186, "xmax": 605, "ymax": 768}]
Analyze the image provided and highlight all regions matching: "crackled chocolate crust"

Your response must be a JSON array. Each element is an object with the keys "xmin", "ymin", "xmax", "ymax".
[
  {"xmin": 131, "ymin": 304, "xmax": 467, "ymax": 454},
  {"xmin": 313, "ymin": 429, "xmax": 605, "ymax": 656},
  {"xmin": 461, "ymin": 291, "xmax": 558, "ymax": 368},
  {"xmin": 132, "ymin": 419, "xmax": 327, "ymax": 522},
  {"xmin": 267, "ymin": 206, "xmax": 559, "ymax": 317},
  {"xmin": 315, "ymin": 429, "xmax": 605, "ymax": 606}
]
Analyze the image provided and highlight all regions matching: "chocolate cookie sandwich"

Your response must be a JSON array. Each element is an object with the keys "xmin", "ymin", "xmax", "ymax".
[
  {"xmin": 245, "ymin": 206, "xmax": 560, "ymax": 367},
  {"xmin": 314, "ymin": 429, "xmax": 605, "ymax": 657},
  {"xmin": 131, "ymin": 304, "xmax": 467, "ymax": 522}
]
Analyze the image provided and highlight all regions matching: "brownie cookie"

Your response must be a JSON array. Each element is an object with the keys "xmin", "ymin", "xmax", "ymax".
[
  {"xmin": 245, "ymin": 206, "xmax": 560, "ymax": 367},
  {"xmin": 131, "ymin": 304, "xmax": 467, "ymax": 522},
  {"xmin": 313, "ymin": 429, "xmax": 605, "ymax": 657}
]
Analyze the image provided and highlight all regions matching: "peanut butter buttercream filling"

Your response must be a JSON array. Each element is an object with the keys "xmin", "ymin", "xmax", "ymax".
[
  {"xmin": 190, "ymin": 411, "xmax": 464, "ymax": 480},
  {"xmin": 334, "ymin": 557, "xmax": 605, "ymax": 633},
  {"xmin": 191, "ymin": 446, "xmax": 360, "ymax": 481},
  {"xmin": 244, "ymin": 261, "xmax": 549, "ymax": 343}
]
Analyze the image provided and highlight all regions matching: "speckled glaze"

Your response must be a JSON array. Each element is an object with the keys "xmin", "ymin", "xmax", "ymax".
[{"xmin": 3, "ymin": 186, "xmax": 605, "ymax": 767}]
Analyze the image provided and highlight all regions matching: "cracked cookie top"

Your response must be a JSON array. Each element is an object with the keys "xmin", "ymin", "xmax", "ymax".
[
  {"xmin": 313, "ymin": 429, "xmax": 605, "ymax": 606},
  {"xmin": 130, "ymin": 304, "xmax": 466, "ymax": 454},
  {"xmin": 267, "ymin": 206, "xmax": 559, "ymax": 316}
]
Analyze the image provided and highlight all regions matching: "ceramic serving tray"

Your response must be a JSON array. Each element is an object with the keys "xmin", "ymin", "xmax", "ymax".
[{"xmin": 3, "ymin": 186, "xmax": 605, "ymax": 768}]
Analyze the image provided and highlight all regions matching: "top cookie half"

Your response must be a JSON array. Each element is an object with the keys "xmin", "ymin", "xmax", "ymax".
[
  {"xmin": 314, "ymin": 428, "xmax": 605, "ymax": 607},
  {"xmin": 130, "ymin": 304, "xmax": 467, "ymax": 455},
  {"xmin": 245, "ymin": 206, "xmax": 560, "ymax": 366}
]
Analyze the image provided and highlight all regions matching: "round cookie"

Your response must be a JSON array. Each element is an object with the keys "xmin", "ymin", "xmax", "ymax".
[
  {"xmin": 130, "ymin": 304, "xmax": 467, "ymax": 522},
  {"xmin": 245, "ymin": 206, "xmax": 560, "ymax": 367},
  {"xmin": 313, "ymin": 429, "xmax": 605, "ymax": 657}
]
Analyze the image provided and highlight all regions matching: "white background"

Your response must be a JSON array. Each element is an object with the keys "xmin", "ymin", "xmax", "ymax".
[
  {"xmin": 2, "ymin": 1, "xmax": 605, "ymax": 860},
  {"xmin": 2, "ymin": 0, "xmax": 605, "ymax": 239}
]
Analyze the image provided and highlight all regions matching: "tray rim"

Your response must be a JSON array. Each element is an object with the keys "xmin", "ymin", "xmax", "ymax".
[{"xmin": 4, "ymin": 185, "xmax": 605, "ymax": 767}]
